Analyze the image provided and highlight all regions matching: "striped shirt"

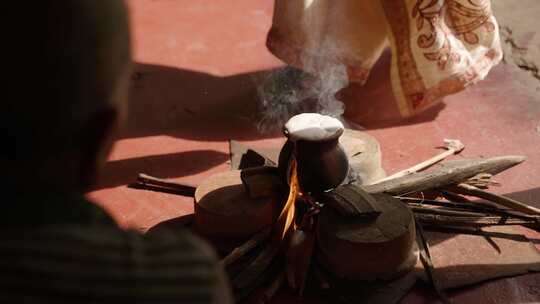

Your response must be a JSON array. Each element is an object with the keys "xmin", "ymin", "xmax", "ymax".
[{"xmin": 0, "ymin": 191, "xmax": 231, "ymax": 303}]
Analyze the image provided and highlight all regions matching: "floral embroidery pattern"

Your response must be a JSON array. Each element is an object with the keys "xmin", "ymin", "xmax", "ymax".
[{"xmin": 413, "ymin": 0, "xmax": 495, "ymax": 70}]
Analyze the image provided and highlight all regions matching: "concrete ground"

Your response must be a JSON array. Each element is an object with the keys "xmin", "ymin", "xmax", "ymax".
[{"xmin": 89, "ymin": 1, "xmax": 540, "ymax": 302}]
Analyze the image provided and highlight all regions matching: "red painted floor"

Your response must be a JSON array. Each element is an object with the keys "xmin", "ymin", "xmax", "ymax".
[{"xmin": 89, "ymin": 1, "xmax": 540, "ymax": 302}]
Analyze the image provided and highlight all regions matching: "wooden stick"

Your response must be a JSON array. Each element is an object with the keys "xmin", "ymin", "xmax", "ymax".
[
  {"xmin": 232, "ymin": 238, "xmax": 282, "ymax": 289},
  {"xmin": 398, "ymin": 196, "xmax": 487, "ymax": 210},
  {"xmin": 232, "ymin": 161, "xmax": 299, "ymax": 289},
  {"xmin": 221, "ymin": 227, "xmax": 271, "ymax": 267},
  {"xmin": 398, "ymin": 197, "xmax": 539, "ymax": 221},
  {"xmin": 129, "ymin": 183, "xmax": 195, "ymax": 197},
  {"xmin": 233, "ymin": 259, "xmax": 282, "ymax": 302},
  {"xmin": 415, "ymin": 213, "xmax": 539, "ymax": 227},
  {"xmin": 415, "ymin": 219, "xmax": 450, "ymax": 304},
  {"xmin": 409, "ymin": 205, "xmax": 488, "ymax": 217},
  {"xmin": 439, "ymin": 190, "xmax": 475, "ymax": 204},
  {"xmin": 377, "ymin": 139, "xmax": 464, "ymax": 183},
  {"xmin": 440, "ymin": 190, "xmax": 505, "ymax": 210},
  {"xmin": 137, "ymin": 173, "xmax": 196, "ymax": 197},
  {"xmin": 451, "ymin": 183, "xmax": 540, "ymax": 216},
  {"xmin": 363, "ymin": 156, "xmax": 526, "ymax": 195}
]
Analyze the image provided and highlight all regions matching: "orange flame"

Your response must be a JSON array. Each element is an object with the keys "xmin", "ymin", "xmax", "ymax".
[{"xmin": 274, "ymin": 158, "xmax": 298, "ymax": 241}]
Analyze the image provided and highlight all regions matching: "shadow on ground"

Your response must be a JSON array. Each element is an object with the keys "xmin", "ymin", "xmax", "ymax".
[
  {"xmin": 93, "ymin": 150, "xmax": 228, "ymax": 190},
  {"xmin": 124, "ymin": 59, "xmax": 448, "ymax": 142}
]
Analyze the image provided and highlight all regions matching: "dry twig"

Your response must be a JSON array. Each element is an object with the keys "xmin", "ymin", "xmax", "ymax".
[
  {"xmin": 376, "ymin": 139, "xmax": 464, "ymax": 183},
  {"xmin": 415, "ymin": 219, "xmax": 450, "ymax": 304},
  {"xmin": 136, "ymin": 173, "xmax": 196, "ymax": 197},
  {"xmin": 415, "ymin": 213, "xmax": 539, "ymax": 227},
  {"xmin": 451, "ymin": 183, "xmax": 540, "ymax": 216}
]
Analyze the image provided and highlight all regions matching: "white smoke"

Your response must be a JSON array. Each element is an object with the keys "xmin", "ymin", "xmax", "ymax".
[
  {"xmin": 256, "ymin": 39, "xmax": 350, "ymax": 134},
  {"xmin": 302, "ymin": 44, "xmax": 348, "ymax": 117}
]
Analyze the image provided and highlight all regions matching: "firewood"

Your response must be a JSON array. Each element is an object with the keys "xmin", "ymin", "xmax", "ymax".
[
  {"xmin": 397, "ymin": 197, "xmax": 538, "ymax": 221},
  {"xmin": 232, "ymin": 161, "xmax": 299, "ymax": 290},
  {"xmin": 194, "ymin": 170, "xmax": 281, "ymax": 243},
  {"xmin": 316, "ymin": 194, "xmax": 416, "ymax": 280},
  {"xmin": 415, "ymin": 219, "xmax": 449, "ymax": 304},
  {"xmin": 439, "ymin": 190, "xmax": 476, "ymax": 204},
  {"xmin": 233, "ymin": 257, "xmax": 283, "ymax": 303},
  {"xmin": 317, "ymin": 184, "xmax": 381, "ymax": 218},
  {"xmin": 135, "ymin": 173, "xmax": 196, "ymax": 197},
  {"xmin": 221, "ymin": 227, "xmax": 271, "ymax": 267},
  {"xmin": 232, "ymin": 242, "xmax": 282, "ymax": 290},
  {"xmin": 415, "ymin": 214, "xmax": 539, "ymax": 227},
  {"xmin": 129, "ymin": 182, "xmax": 195, "ymax": 197},
  {"xmin": 463, "ymin": 173, "xmax": 500, "ymax": 189},
  {"xmin": 240, "ymin": 166, "xmax": 286, "ymax": 199},
  {"xmin": 285, "ymin": 228, "xmax": 316, "ymax": 295},
  {"xmin": 450, "ymin": 183, "xmax": 540, "ymax": 216},
  {"xmin": 376, "ymin": 139, "xmax": 464, "ymax": 183},
  {"xmin": 408, "ymin": 205, "xmax": 488, "ymax": 217},
  {"xmin": 362, "ymin": 156, "xmax": 526, "ymax": 195}
]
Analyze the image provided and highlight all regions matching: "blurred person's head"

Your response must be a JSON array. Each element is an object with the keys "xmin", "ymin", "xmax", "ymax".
[{"xmin": 1, "ymin": 1, "xmax": 131, "ymax": 192}]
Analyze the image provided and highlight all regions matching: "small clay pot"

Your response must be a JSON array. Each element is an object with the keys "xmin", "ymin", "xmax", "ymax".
[
  {"xmin": 278, "ymin": 113, "xmax": 350, "ymax": 193},
  {"xmin": 279, "ymin": 136, "xmax": 349, "ymax": 193}
]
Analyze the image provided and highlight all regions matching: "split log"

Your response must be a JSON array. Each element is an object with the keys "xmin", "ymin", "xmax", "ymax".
[
  {"xmin": 194, "ymin": 170, "xmax": 282, "ymax": 246},
  {"xmin": 316, "ymin": 194, "xmax": 417, "ymax": 280},
  {"xmin": 240, "ymin": 166, "xmax": 286, "ymax": 199},
  {"xmin": 317, "ymin": 184, "xmax": 381, "ymax": 218},
  {"xmin": 362, "ymin": 156, "xmax": 526, "ymax": 195}
]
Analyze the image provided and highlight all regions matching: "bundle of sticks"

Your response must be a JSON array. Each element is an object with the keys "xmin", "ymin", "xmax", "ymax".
[{"xmin": 360, "ymin": 140, "xmax": 539, "ymax": 229}]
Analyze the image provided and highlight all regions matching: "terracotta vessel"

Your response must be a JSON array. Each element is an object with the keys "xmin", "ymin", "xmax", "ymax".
[{"xmin": 278, "ymin": 114, "xmax": 349, "ymax": 193}]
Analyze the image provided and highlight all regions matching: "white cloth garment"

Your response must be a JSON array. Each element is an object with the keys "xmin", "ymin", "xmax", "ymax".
[{"xmin": 267, "ymin": 0, "xmax": 502, "ymax": 117}]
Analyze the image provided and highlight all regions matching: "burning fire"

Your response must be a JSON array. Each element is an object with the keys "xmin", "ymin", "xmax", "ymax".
[{"xmin": 275, "ymin": 159, "xmax": 298, "ymax": 241}]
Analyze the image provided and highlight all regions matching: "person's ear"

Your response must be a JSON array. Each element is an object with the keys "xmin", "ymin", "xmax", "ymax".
[{"xmin": 78, "ymin": 107, "xmax": 119, "ymax": 190}]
